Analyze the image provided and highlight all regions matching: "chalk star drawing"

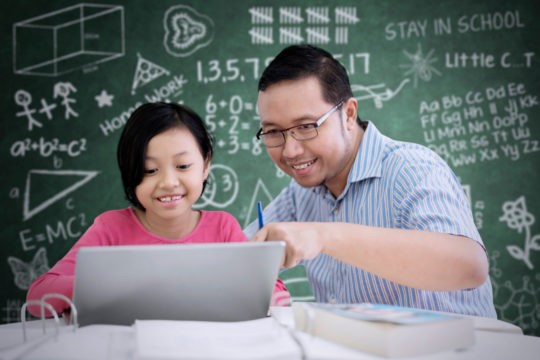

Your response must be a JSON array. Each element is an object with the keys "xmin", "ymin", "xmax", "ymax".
[
  {"xmin": 399, "ymin": 43, "xmax": 441, "ymax": 88},
  {"xmin": 7, "ymin": 247, "xmax": 50, "ymax": 290},
  {"xmin": 23, "ymin": 169, "xmax": 99, "ymax": 221},
  {"xmin": 131, "ymin": 53, "xmax": 170, "ymax": 95},
  {"xmin": 499, "ymin": 196, "xmax": 540, "ymax": 270},
  {"xmin": 95, "ymin": 89, "xmax": 114, "ymax": 107}
]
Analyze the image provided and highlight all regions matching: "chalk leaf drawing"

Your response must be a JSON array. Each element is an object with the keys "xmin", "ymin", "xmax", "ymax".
[{"xmin": 499, "ymin": 196, "xmax": 540, "ymax": 270}]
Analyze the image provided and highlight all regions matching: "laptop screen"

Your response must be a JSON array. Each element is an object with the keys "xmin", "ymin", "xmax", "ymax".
[{"xmin": 73, "ymin": 241, "xmax": 285, "ymax": 326}]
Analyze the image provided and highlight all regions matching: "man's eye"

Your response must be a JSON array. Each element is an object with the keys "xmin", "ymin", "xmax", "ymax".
[
  {"xmin": 296, "ymin": 123, "xmax": 316, "ymax": 131},
  {"xmin": 264, "ymin": 129, "xmax": 281, "ymax": 136}
]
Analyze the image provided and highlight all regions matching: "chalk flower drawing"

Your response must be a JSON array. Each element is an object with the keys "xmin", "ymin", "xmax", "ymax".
[{"xmin": 499, "ymin": 196, "xmax": 540, "ymax": 270}]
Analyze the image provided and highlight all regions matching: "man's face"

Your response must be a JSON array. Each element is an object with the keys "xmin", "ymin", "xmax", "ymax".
[{"xmin": 257, "ymin": 76, "xmax": 357, "ymax": 196}]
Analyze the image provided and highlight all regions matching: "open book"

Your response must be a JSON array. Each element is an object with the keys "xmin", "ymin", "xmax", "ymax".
[
  {"xmin": 292, "ymin": 302, "xmax": 475, "ymax": 358},
  {"xmin": 134, "ymin": 317, "xmax": 303, "ymax": 360}
]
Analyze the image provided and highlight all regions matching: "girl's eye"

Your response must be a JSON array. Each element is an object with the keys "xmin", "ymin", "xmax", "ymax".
[
  {"xmin": 176, "ymin": 164, "xmax": 192, "ymax": 170},
  {"xmin": 144, "ymin": 168, "xmax": 158, "ymax": 175}
]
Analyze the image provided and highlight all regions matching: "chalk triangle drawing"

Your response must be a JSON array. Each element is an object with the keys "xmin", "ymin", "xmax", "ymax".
[
  {"xmin": 23, "ymin": 169, "xmax": 99, "ymax": 221},
  {"xmin": 131, "ymin": 52, "xmax": 170, "ymax": 94},
  {"xmin": 243, "ymin": 178, "xmax": 274, "ymax": 228}
]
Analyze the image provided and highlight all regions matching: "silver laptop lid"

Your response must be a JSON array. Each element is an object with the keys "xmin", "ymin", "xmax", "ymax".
[{"xmin": 73, "ymin": 241, "xmax": 285, "ymax": 326}]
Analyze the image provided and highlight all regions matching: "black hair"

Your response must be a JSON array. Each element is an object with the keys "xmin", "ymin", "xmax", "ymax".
[
  {"xmin": 259, "ymin": 44, "xmax": 365, "ymax": 126},
  {"xmin": 117, "ymin": 102, "xmax": 214, "ymax": 210}
]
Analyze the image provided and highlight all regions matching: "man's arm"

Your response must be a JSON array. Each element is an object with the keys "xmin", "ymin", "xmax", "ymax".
[{"xmin": 251, "ymin": 222, "xmax": 488, "ymax": 291}]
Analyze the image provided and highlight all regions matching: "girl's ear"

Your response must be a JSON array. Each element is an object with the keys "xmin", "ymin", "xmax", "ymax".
[{"xmin": 203, "ymin": 155, "xmax": 211, "ymax": 179}]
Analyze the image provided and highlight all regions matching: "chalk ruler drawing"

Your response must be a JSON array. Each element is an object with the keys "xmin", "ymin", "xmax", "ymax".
[
  {"xmin": 23, "ymin": 169, "xmax": 99, "ymax": 221},
  {"xmin": 13, "ymin": 3, "xmax": 125, "ymax": 76}
]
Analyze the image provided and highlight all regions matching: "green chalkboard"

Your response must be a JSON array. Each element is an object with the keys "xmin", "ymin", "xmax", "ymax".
[{"xmin": 1, "ymin": 0, "xmax": 539, "ymax": 335}]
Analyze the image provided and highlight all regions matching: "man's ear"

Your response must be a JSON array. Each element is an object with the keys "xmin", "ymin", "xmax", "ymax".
[{"xmin": 344, "ymin": 98, "xmax": 359, "ymax": 131}]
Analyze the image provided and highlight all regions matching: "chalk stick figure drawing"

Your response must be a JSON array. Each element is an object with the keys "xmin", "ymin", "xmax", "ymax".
[
  {"xmin": 399, "ymin": 43, "xmax": 441, "ymax": 88},
  {"xmin": 499, "ymin": 196, "xmax": 540, "ymax": 270},
  {"xmin": 53, "ymin": 82, "xmax": 78, "ymax": 119},
  {"xmin": 7, "ymin": 247, "xmax": 50, "ymax": 290},
  {"xmin": 14, "ymin": 89, "xmax": 42, "ymax": 131}
]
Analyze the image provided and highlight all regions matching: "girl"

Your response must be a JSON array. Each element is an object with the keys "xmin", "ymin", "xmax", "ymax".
[{"xmin": 27, "ymin": 102, "xmax": 289, "ymax": 317}]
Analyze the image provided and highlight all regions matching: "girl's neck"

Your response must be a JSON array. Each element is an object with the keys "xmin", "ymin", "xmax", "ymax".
[{"xmin": 134, "ymin": 208, "xmax": 201, "ymax": 239}]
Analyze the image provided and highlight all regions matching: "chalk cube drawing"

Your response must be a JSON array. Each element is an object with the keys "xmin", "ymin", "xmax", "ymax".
[{"xmin": 13, "ymin": 3, "xmax": 125, "ymax": 76}]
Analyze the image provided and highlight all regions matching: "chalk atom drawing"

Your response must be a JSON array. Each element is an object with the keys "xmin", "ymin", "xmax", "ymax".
[
  {"xmin": 23, "ymin": 169, "xmax": 99, "ymax": 221},
  {"xmin": 163, "ymin": 5, "xmax": 214, "ymax": 57},
  {"xmin": 13, "ymin": 3, "xmax": 125, "ymax": 76}
]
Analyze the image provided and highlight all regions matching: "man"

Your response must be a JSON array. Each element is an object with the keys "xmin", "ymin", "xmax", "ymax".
[{"xmin": 244, "ymin": 44, "xmax": 496, "ymax": 318}]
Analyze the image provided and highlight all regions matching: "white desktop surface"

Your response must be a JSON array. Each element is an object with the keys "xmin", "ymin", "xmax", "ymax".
[{"xmin": 1, "ymin": 307, "xmax": 538, "ymax": 360}]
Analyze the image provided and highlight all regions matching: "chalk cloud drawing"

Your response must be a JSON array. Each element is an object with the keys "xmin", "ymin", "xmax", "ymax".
[
  {"xmin": 194, "ymin": 164, "xmax": 238, "ymax": 209},
  {"xmin": 399, "ymin": 43, "xmax": 441, "ymax": 88},
  {"xmin": 499, "ymin": 196, "xmax": 540, "ymax": 270},
  {"xmin": 23, "ymin": 169, "xmax": 99, "ymax": 221},
  {"xmin": 163, "ymin": 5, "xmax": 214, "ymax": 57},
  {"xmin": 131, "ymin": 53, "xmax": 171, "ymax": 95},
  {"xmin": 7, "ymin": 247, "xmax": 50, "ymax": 290},
  {"xmin": 13, "ymin": 3, "xmax": 125, "ymax": 76}
]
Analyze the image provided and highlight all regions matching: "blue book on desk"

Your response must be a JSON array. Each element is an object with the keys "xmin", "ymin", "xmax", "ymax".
[{"xmin": 292, "ymin": 302, "xmax": 475, "ymax": 358}]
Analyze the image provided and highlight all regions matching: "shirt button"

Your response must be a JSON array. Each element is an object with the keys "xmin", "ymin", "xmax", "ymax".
[{"xmin": 329, "ymin": 295, "xmax": 337, "ymax": 304}]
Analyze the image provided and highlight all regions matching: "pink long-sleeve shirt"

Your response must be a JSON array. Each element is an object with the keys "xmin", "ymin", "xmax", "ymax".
[{"xmin": 27, "ymin": 208, "xmax": 289, "ymax": 316}]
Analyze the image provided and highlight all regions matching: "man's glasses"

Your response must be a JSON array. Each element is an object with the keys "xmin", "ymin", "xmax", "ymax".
[{"xmin": 256, "ymin": 100, "xmax": 344, "ymax": 148}]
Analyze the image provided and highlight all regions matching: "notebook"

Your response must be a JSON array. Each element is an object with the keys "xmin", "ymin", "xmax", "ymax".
[{"xmin": 72, "ymin": 241, "xmax": 285, "ymax": 326}]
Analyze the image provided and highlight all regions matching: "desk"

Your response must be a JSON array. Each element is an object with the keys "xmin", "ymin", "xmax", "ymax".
[{"xmin": 1, "ymin": 307, "xmax": 538, "ymax": 360}]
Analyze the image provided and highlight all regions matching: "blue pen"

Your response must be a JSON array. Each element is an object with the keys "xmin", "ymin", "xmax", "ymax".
[{"xmin": 257, "ymin": 201, "xmax": 264, "ymax": 229}]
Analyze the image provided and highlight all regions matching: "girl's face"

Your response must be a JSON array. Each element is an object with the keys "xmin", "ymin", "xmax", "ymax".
[{"xmin": 135, "ymin": 127, "xmax": 210, "ymax": 226}]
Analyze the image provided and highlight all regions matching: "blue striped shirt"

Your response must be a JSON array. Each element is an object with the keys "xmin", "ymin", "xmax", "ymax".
[{"xmin": 245, "ymin": 123, "xmax": 496, "ymax": 318}]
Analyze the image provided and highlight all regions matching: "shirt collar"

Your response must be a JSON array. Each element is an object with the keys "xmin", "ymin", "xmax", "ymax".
[{"xmin": 348, "ymin": 122, "xmax": 388, "ymax": 183}]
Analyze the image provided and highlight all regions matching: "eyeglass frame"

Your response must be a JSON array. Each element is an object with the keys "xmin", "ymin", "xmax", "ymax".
[{"xmin": 256, "ymin": 100, "xmax": 345, "ymax": 148}]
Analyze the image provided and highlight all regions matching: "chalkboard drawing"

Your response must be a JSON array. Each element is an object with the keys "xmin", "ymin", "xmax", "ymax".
[
  {"xmin": 53, "ymin": 82, "xmax": 78, "ymax": 119},
  {"xmin": 131, "ymin": 53, "xmax": 171, "ymax": 95},
  {"xmin": 95, "ymin": 89, "xmax": 114, "ymax": 108},
  {"xmin": 163, "ymin": 5, "xmax": 214, "ymax": 57},
  {"xmin": 243, "ymin": 179, "xmax": 274, "ymax": 228},
  {"xmin": 490, "ymin": 252, "xmax": 539, "ymax": 333},
  {"xmin": 23, "ymin": 169, "xmax": 99, "ymax": 221},
  {"xmin": 335, "ymin": 7, "xmax": 359, "ymax": 25},
  {"xmin": 351, "ymin": 79, "xmax": 409, "ymax": 109},
  {"xmin": 7, "ymin": 247, "xmax": 50, "ymax": 290},
  {"xmin": 399, "ymin": 44, "xmax": 441, "ymax": 88},
  {"xmin": 499, "ymin": 196, "xmax": 540, "ymax": 270},
  {"xmin": 14, "ymin": 89, "xmax": 42, "ymax": 131},
  {"xmin": 194, "ymin": 164, "xmax": 238, "ymax": 209},
  {"xmin": 13, "ymin": 3, "xmax": 125, "ymax": 77}
]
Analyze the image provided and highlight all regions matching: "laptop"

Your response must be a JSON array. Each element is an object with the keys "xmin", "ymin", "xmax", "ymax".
[{"xmin": 72, "ymin": 241, "xmax": 285, "ymax": 326}]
